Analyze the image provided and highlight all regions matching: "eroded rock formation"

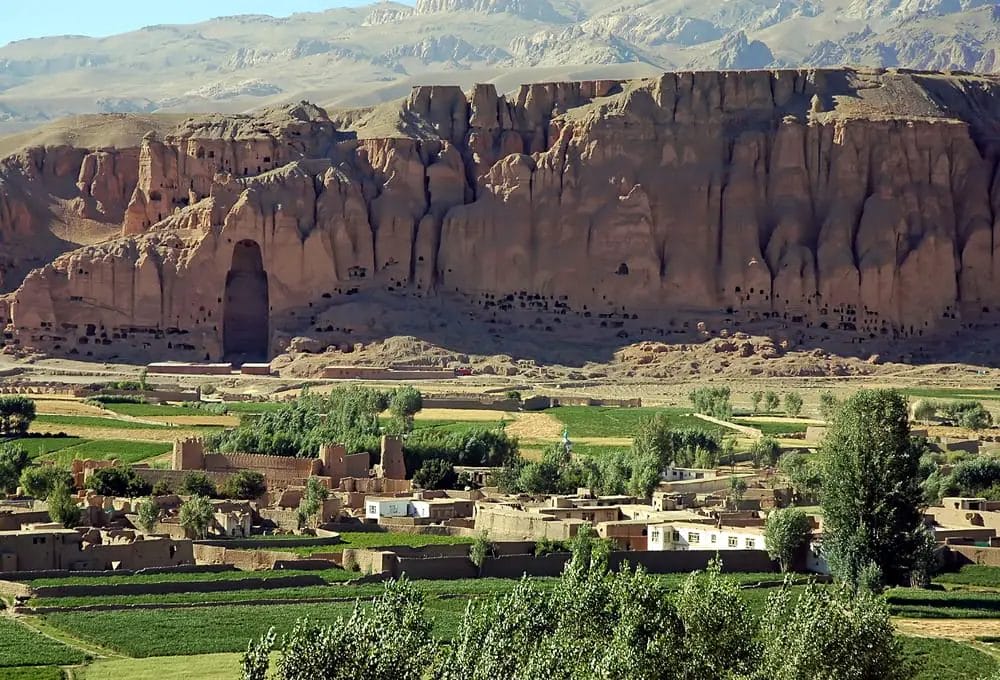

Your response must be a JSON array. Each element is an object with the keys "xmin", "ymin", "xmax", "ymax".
[{"xmin": 3, "ymin": 68, "xmax": 1000, "ymax": 363}]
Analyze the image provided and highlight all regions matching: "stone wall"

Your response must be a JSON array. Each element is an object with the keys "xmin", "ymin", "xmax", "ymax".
[{"xmin": 193, "ymin": 544, "xmax": 303, "ymax": 570}]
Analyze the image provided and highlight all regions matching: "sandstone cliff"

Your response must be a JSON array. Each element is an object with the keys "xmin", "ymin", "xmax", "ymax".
[{"xmin": 3, "ymin": 68, "xmax": 1000, "ymax": 364}]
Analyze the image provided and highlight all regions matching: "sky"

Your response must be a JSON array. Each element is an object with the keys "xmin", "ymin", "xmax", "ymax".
[{"xmin": 1, "ymin": 1, "xmax": 411, "ymax": 47}]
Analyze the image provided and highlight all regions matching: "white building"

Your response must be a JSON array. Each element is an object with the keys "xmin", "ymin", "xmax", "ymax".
[
  {"xmin": 648, "ymin": 522, "xmax": 767, "ymax": 552},
  {"xmin": 365, "ymin": 498, "xmax": 410, "ymax": 520},
  {"xmin": 661, "ymin": 466, "xmax": 717, "ymax": 482}
]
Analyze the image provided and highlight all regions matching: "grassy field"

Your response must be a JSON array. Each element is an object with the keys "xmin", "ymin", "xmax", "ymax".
[
  {"xmin": 0, "ymin": 667, "xmax": 66, "ymax": 680},
  {"xmin": 81, "ymin": 654, "xmax": 241, "ymax": 680},
  {"xmin": 33, "ymin": 415, "xmax": 172, "ymax": 430},
  {"xmin": 550, "ymin": 406, "xmax": 722, "ymax": 439},
  {"xmin": 900, "ymin": 388, "xmax": 1000, "ymax": 402},
  {"xmin": 23, "ymin": 568, "xmax": 355, "ymax": 588},
  {"xmin": 0, "ymin": 617, "xmax": 87, "ymax": 668},
  {"xmin": 291, "ymin": 531, "xmax": 474, "ymax": 556},
  {"xmin": 887, "ymin": 587, "xmax": 1000, "ymax": 618},
  {"xmin": 11, "ymin": 437, "xmax": 86, "ymax": 459},
  {"xmin": 102, "ymin": 403, "xmax": 213, "ymax": 417},
  {"xmin": 934, "ymin": 565, "xmax": 1000, "ymax": 589},
  {"xmin": 43, "ymin": 598, "xmax": 467, "ymax": 657},
  {"xmin": 41, "ymin": 440, "xmax": 172, "ymax": 466},
  {"xmin": 732, "ymin": 419, "xmax": 809, "ymax": 436},
  {"xmin": 900, "ymin": 636, "xmax": 999, "ymax": 680}
]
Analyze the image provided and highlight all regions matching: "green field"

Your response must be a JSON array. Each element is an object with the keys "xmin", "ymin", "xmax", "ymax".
[
  {"xmin": 934, "ymin": 565, "xmax": 1000, "ymax": 589},
  {"xmin": 33, "ymin": 415, "xmax": 172, "ymax": 431},
  {"xmin": 23, "ymin": 568, "xmax": 355, "ymax": 589},
  {"xmin": 81, "ymin": 654, "xmax": 240, "ymax": 680},
  {"xmin": 11, "ymin": 437, "xmax": 86, "ymax": 459},
  {"xmin": 290, "ymin": 531, "xmax": 474, "ymax": 556},
  {"xmin": 732, "ymin": 419, "xmax": 809, "ymax": 436},
  {"xmin": 887, "ymin": 587, "xmax": 1000, "ymax": 618},
  {"xmin": 220, "ymin": 402, "xmax": 286, "ymax": 414},
  {"xmin": 900, "ymin": 636, "xmax": 999, "ymax": 680},
  {"xmin": 0, "ymin": 617, "xmax": 87, "ymax": 668},
  {"xmin": 0, "ymin": 667, "xmax": 66, "ymax": 680},
  {"xmin": 900, "ymin": 388, "xmax": 1000, "ymax": 402},
  {"xmin": 550, "ymin": 406, "xmax": 722, "ymax": 439},
  {"xmin": 43, "ymin": 599, "xmax": 467, "ymax": 657},
  {"xmin": 101, "ymin": 403, "xmax": 214, "ymax": 417},
  {"xmin": 40, "ymin": 440, "xmax": 172, "ymax": 466}
]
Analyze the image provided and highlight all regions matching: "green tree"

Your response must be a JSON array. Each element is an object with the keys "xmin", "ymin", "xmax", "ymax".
[
  {"xmin": 134, "ymin": 498, "xmax": 160, "ymax": 533},
  {"xmin": 729, "ymin": 476, "xmax": 748, "ymax": 510},
  {"xmin": 412, "ymin": 458, "xmax": 458, "ymax": 490},
  {"xmin": 86, "ymin": 465, "xmax": 152, "ymax": 497},
  {"xmin": 818, "ymin": 391, "xmax": 840, "ymax": 421},
  {"xmin": 763, "ymin": 391, "xmax": 780, "ymax": 414},
  {"xmin": 749, "ymin": 436, "xmax": 781, "ymax": 468},
  {"xmin": 675, "ymin": 560, "xmax": 757, "ymax": 678},
  {"xmin": 764, "ymin": 508, "xmax": 812, "ymax": 572},
  {"xmin": 389, "ymin": 386, "xmax": 423, "ymax": 433},
  {"xmin": 179, "ymin": 495, "xmax": 214, "ymax": 539},
  {"xmin": 756, "ymin": 583, "xmax": 907, "ymax": 680},
  {"xmin": 297, "ymin": 476, "xmax": 329, "ymax": 527},
  {"xmin": 821, "ymin": 389, "xmax": 924, "ymax": 590},
  {"xmin": 243, "ymin": 578, "xmax": 437, "ymax": 680},
  {"xmin": 221, "ymin": 470, "xmax": 266, "ymax": 500},
  {"xmin": 0, "ymin": 442, "xmax": 30, "ymax": 494},
  {"xmin": 784, "ymin": 392, "xmax": 803, "ymax": 417},
  {"xmin": 469, "ymin": 530, "xmax": 494, "ymax": 574},
  {"xmin": 0, "ymin": 396, "xmax": 36, "ymax": 435},
  {"xmin": 20, "ymin": 466, "xmax": 72, "ymax": 499},
  {"xmin": 152, "ymin": 478, "xmax": 174, "ymax": 496},
  {"xmin": 180, "ymin": 472, "xmax": 218, "ymax": 498},
  {"xmin": 751, "ymin": 391, "xmax": 764, "ymax": 415},
  {"xmin": 779, "ymin": 452, "xmax": 823, "ymax": 500},
  {"xmin": 689, "ymin": 386, "xmax": 733, "ymax": 420},
  {"xmin": 911, "ymin": 399, "xmax": 937, "ymax": 423},
  {"xmin": 47, "ymin": 482, "xmax": 81, "ymax": 528}
]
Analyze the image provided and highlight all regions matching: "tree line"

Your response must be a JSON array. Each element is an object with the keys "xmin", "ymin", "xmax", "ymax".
[{"xmin": 242, "ymin": 529, "xmax": 910, "ymax": 680}]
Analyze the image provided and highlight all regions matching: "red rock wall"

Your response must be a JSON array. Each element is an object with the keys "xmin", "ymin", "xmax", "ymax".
[{"xmin": 2, "ymin": 69, "xmax": 1000, "ymax": 361}]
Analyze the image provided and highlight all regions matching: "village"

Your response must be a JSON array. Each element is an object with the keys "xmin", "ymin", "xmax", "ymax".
[{"xmin": 2, "ymin": 374, "xmax": 1000, "ymax": 678}]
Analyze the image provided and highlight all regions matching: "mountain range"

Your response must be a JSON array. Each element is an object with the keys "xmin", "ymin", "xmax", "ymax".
[{"xmin": 0, "ymin": 0, "xmax": 998, "ymax": 136}]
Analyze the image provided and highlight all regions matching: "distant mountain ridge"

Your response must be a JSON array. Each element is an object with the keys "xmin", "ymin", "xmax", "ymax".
[{"xmin": 0, "ymin": 0, "xmax": 997, "ymax": 135}]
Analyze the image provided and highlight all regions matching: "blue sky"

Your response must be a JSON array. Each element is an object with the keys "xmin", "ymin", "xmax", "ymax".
[{"xmin": 1, "ymin": 1, "xmax": 411, "ymax": 47}]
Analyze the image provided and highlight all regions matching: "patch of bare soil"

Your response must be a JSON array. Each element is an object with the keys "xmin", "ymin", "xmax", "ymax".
[
  {"xmin": 29, "ymin": 424, "xmax": 216, "ymax": 442},
  {"xmin": 505, "ymin": 412, "xmax": 564, "ymax": 441},
  {"xmin": 149, "ymin": 415, "xmax": 240, "ymax": 427},
  {"xmin": 894, "ymin": 618, "xmax": 1000, "ymax": 641},
  {"xmin": 414, "ymin": 409, "xmax": 513, "ymax": 422},
  {"xmin": 32, "ymin": 399, "xmax": 107, "ymax": 416}
]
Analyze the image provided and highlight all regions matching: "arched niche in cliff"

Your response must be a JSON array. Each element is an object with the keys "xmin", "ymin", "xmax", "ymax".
[{"xmin": 223, "ymin": 240, "xmax": 269, "ymax": 362}]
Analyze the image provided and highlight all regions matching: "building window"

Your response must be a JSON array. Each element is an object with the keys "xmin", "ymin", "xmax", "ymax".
[
  {"xmin": 672, "ymin": 531, "xmax": 681, "ymax": 542},
  {"xmin": 651, "ymin": 530, "xmax": 660, "ymax": 541},
  {"xmin": 710, "ymin": 534, "xmax": 717, "ymax": 544},
  {"xmin": 746, "ymin": 538, "xmax": 756, "ymax": 549},
  {"xmin": 687, "ymin": 532, "xmax": 700, "ymax": 544},
  {"xmin": 728, "ymin": 537, "xmax": 738, "ymax": 548}
]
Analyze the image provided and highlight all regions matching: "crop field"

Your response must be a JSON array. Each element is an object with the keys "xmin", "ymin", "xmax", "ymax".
[
  {"xmin": 899, "ymin": 636, "xmax": 999, "ymax": 680},
  {"xmin": 886, "ymin": 588, "xmax": 1000, "ymax": 618},
  {"xmin": 549, "ymin": 406, "xmax": 721, "ymax": 439},
  {"xmin": 80, "ymin": 653, "xmax": 241, "ymax": 680},
  {"xmin": 934, "ymin": 565, "xmax": 1000, "ymax": 589},
  {"xmin": 12, "ymin": 437, "xmax": 86, "ymax": 459},
  {"xmin": 42, "ymin": 440, "xmax": 172, "ymax": 465},
  {"xmin": 732, "ymin": 419, "xmax": 809, "ymax": 436},
  {"xmin": 900, "ymin": 387, "xmax": 1000, "ymax": 402},
  {"xmin": 289, "ymin": 531, "xmax": 474, "ymax": 556},
  {"xmin": 33, "ymin": 415, "xmax": 172, "ymax": 430},
  {"xmin": 22, "ymin": 568, "xmax": 356, "ymax": 588},
  {"xmin": 0, "ymin": 667, "xmax": 66, "ymax": 680},
  {"xmin": 102, "ymin": 403, "xmax": 215, "ymax": 417},
  {"xmin": 0, "ymin": 616, "xmax": 87, "ymax": 667},
  {"xmin": 43, "ymin": 598, "xmax": 468, "ymax": 657}
]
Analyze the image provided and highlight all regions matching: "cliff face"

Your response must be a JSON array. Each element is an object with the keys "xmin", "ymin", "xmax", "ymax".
[{"xmin": 3, "ymin": 67, "xmax": 1000, "ymax": 363}]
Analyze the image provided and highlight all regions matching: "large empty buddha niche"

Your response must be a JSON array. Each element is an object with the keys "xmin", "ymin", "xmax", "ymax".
[{"xmin": 223, "ymin": 240, "xmax": 269, "ymax": 362}]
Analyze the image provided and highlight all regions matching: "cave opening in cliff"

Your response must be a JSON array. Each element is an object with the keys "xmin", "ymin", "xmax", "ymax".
[{"xmin": 223, "ymin": 239, "xmax": 269, "ymax": 363}]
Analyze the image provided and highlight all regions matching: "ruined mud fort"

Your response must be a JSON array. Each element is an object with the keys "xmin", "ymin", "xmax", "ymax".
[{"xmin": 2, "ymin": 67, "xmax": 1000, "ymax": 362}]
